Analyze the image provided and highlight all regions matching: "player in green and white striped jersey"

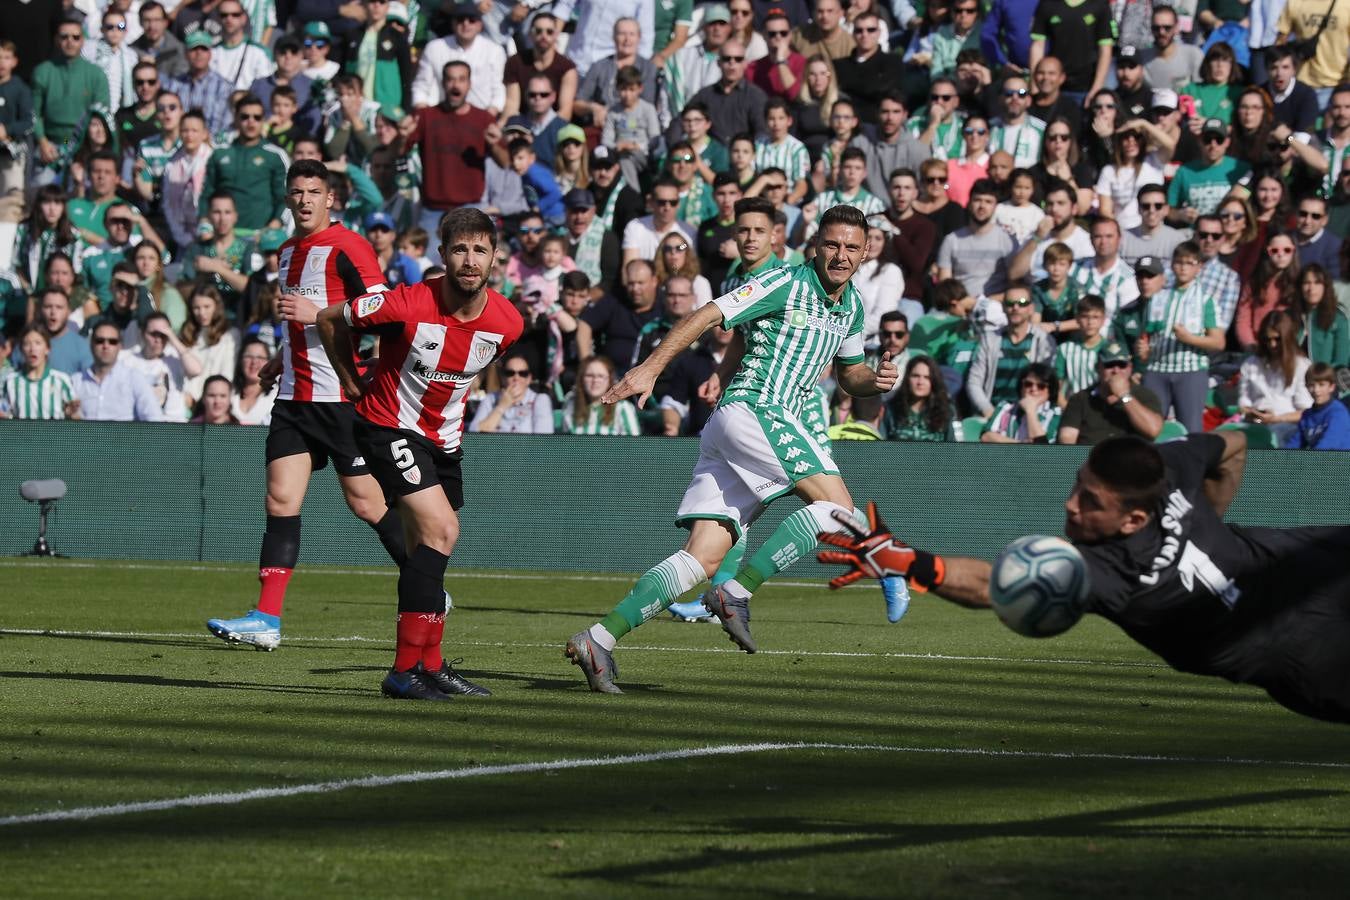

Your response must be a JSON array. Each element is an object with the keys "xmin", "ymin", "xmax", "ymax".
[
  {"xmin": 1052, "ymin": 294, "xmax": 1108, "ymax": 404},
  {"xmin": 754, "ymin": 99, "xmax": 811, "ymax": 203},
  {"xmin": 1, "ymin": 328, "xmax": 77, "ymax": 420},
  {"xmin": 565, "ymin": 205, "xmax": 901, "ymax": 692},
  {"xmin": 1139, "ymin": 242, "xmax": 1225, "ymax": 433}
]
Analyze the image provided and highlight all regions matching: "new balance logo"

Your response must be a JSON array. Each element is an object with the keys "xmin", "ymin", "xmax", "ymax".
[{"xmin": 420, "ymin": 341, "xmax": 440, "ymax": 351}]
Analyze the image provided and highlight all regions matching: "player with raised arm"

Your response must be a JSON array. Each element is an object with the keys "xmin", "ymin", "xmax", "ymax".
[
  {"xmin": 564, "ymin": 204, "xmax": 899, "ymax": 694},
  {"xmin": 316, "ymin": 208, "xmax": 523, "ymax": 701},
  {"xmin": 819, "ymin": 433, "xmax": 1350, "ymax": 724},
  {"xmin": 206, "ymin": 160, "xmax": 408, "ymax": 651}
]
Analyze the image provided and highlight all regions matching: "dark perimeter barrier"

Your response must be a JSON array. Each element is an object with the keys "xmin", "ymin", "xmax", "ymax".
[{"xmin": 2, "ymin": 422, "xmax": 1346, "ymax": 576}]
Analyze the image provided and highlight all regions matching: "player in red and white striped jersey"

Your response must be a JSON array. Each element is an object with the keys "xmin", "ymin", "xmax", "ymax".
[
  {"xmin": 206, "ymin": 160, "xmax": 411, "ymax": 653},
  {"xmin": 318, "ymin": 208, "xmax": 524, "ymax": 701}
]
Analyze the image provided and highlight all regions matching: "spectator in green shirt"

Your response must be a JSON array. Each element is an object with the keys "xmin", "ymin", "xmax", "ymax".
[{"xmin": 32, "ymin": 17, "xmax": 110, "ymax": 164}]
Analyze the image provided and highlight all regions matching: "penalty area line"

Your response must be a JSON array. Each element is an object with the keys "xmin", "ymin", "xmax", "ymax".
[
  {"xmin": 4, "ymin": 741, "xmax": 1348, "ymax": 827},
  {"xmin": 0, "ymin": 627, "xmax": 1166, "ymax": 669}
]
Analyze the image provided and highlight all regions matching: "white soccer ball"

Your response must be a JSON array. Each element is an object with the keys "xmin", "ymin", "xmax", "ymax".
[{"xmin": 989, "ymin": 535, "xmax": 1090, "ymax": 638}]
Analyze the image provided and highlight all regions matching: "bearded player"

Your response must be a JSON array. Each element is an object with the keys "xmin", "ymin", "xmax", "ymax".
[
  {"xmin": 565, "ymin": 204, "xmax": 898, "ymax": 694},
  {"xmin": 316, "ymin": 208, "xmax": 523, "ymax": 701},
  {"xmin": 820, "ymin": 432, "xmax": 1350, "ymax": 724},
  {"xmin": 206, "ymin": 160, "xmax": 410, "ymax": 651}
]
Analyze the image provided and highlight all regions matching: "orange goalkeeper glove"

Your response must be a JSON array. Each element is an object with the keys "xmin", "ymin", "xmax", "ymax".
[{"xmin": 816, "ymin": 501, "xmax": 946, "ymax": 592}]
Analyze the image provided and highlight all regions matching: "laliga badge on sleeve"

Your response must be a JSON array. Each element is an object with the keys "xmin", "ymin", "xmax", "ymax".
[{"xmin": 356, "ymin": 294, "xmax": 385, "ymax": 318}]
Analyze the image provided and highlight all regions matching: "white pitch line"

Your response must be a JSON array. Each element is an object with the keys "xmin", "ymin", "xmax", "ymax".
[
  {"xmin": 0, "ymin": 627, "xmax": 1166, "ymax": 669},
  {"xmin": 4, "ymin": 740, "xmax": 1347, "ymax": 828},
  {"xmin": 0, "ymin": 557, "xmax": 831, "ymax": 590}
]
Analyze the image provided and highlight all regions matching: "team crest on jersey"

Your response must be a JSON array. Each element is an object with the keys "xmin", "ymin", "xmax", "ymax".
[
  {"xmin": 356, "ymin": 294, "xmax": 384, "ymax": 317},
  {"xmin": 402, "ymin": 465, "xmax": 422, "ymax": 485},
  {"xmin": 308, "ymin": 254, "xmax": 325, "ymax": 273},
  {"xmin": 467, "ymin": 331, "xmax": 506, "ymax": 372}
]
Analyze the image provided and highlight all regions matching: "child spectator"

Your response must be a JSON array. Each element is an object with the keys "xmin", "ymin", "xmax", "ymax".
[
  {"xmin": 1033, "ymin": 241, "xmax": 1084, "ymax": 338},
  {"xmin": 1283, "ymin": 362, "xmax": 1350, "ymax": 450},
  {"xmin": 995, "ymin": 169, "xmax": 1045, "ymax": 244},
  {"xmin": 1053, "ymin": 294, "xmax": 1109, "ymax": 405},
  {"xmin": 399, "ymin": 227, "xmax": 434, "ymax": 275},
  {"xmin": 534, "ymin": 235, "xmax": 577, "ymax": 304},
  {"xmin": 266, "ymin": 85, "xmax": 300, "ymax": 156},
  {"xmin": 601, "ymin": 65, "xmax": 660, "ymax": 189},
  {"xmin": 754, "ymin": 98, "xmax": 810, "ymax": 204},
  {"xmin": 510, "ymin": 138, "xmax": 565, "ymax": 226},
  {"xmin": 1140, "ymin": 241, "xmax": 1226, "ymax": 433}
]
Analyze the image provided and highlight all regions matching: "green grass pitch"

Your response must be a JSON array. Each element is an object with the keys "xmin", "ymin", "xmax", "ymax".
[{"xmin": 2, "ymin": 558, "xmax": 1348, "ymax": 899}]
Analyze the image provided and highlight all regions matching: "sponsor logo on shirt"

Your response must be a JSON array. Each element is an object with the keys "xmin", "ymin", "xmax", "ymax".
[{"xmin": 412, "ymin": 359, "xmax": 464, "ymax": 383}]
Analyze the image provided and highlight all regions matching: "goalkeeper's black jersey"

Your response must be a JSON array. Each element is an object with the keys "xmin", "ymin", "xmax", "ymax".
[{"xmin": 1076, "ymin": 435, "xmax": 1350, "ymax": 684}]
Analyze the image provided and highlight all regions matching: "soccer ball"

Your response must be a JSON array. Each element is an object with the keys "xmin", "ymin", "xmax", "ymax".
[{"xmin": 989, "ymin": 535, "xmax": 1090, "ymax": 638}]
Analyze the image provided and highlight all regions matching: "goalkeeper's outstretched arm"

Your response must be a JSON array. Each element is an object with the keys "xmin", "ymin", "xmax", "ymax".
[{"xmin": 817, "ymin": 501, "xmax": 992, "ymax": 608}]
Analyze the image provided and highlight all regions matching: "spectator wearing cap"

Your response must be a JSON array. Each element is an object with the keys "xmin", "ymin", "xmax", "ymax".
[
  {"xmin": 301, "ymin": 21, "xmax": 340, "ymax": 88},
  {"xmin": 133, "ymin": 2, "xmax": 187, "ymax": 79},
  {"xmin": 791, "ymin": 0, "xmax": 855, "ymax": 61},
  {"xmin": 1144, "ymin": 88, "xmax": 1202, "ymax": 170},
  {"xmin": 32, "ymin": 16, "xmax": 110, "ymax": 166},
  {"xmin": 502, "ymin": 13, "xmax": 577, "ymax": 124},
  {"xmin": 980, "ymin": 0, "xmax": 1037, "ymax": 73},
  {"xmin": 574, "ymin": 17, "xmax": 660, "ymax": 131},
  {"xmin": 588, "ymin": 144, "xmax": 646, "ymax": 236},
  {"xmin": 343, "ymin": 0, "xmax": 413, "ymax": 112},
  {"xmin": 163, "ymin": 31, "xmax": 236, "ymax": 136},
  {"xmin": 1115, "ymin": 47, "xmax": 1152, "ymax": 120},
  {"xmin": 1028, "ymin": 0, "xmax": 1114, "ymax": 104},
  {"xmin": 398, "ymin": 60, "xmax": 507, "ymax": 247},
  {"xmin": 687, "ymin": 38, "xmax": 767, "ymax": 145},
  {"xmin": 1056, "ymin": 340, "xmax": 1164, "ymax": 444},
  {"xmin": 1121, "ymin": 184, "xmax": 1187, "ymax": 267},
  {"xmin": 1114, "ymin": 253, "xmax": 1164, "ymax": 371},
  {"xmin": 506, "ymin": 75, "xmax": 566, "ymax": 167},
  {"xmin": 365, "ymin": 210, "xmax": 420, "ymax": 287},
  {"xmin": 1167, "ymin": 119, "xmax": 1249, "ymax": 222},
  {"xmin": 1141, "ymin": 5, "xmax": 1204, "ymax": 93},
  {"xmin": 209, "ymin": 1, "xmax": 273, "ymax": 91},
  {"xmin": 411, "ymin": 2, "xmax": 506, "ymax": 115},
  {"xmin": 562, "ymin": 187, "xmax": 621, "ymax": 297},
  {"xmin": 1265, "ymin": 46, "xmax": 1320, "ymax": 134},
  {"xmin": 250, "ymin": 36, "xmax": 321, "ymax": 135},
  {"xmin": 552, "ymin": 0, "xmax": 655, "ymax": 79},
  {"xmin": 664, "ymin": 3, "xmax": 733, "ymax": 121}
]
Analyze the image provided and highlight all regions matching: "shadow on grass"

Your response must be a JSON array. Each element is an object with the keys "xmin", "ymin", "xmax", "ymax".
[
  {"xmin": 565, "ymin": 788, "xmax": 1350, "ymax": 884},
  {"xmin": 0, "ymin": 670, "xmax": 370, "ymax": 698}
]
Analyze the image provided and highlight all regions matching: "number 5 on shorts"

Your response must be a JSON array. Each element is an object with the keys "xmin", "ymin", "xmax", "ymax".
[{"xmin": 390, "ymin": 438, "xmax": 414, "ymax": 470}]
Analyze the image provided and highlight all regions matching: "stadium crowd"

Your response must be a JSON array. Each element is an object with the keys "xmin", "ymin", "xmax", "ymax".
[{"xmin": 1, "ymin": 0, "xmax": 1349, "ymax": 450}]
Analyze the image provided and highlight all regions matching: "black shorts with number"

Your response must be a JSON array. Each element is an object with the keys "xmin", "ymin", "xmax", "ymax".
[
  {"xmin": 265, "ymin": 399, "xmax": 371, "ymax": 476},
  {"xmin": 354, "ymin": 419, "xmax": 465, "ymax": 509}
]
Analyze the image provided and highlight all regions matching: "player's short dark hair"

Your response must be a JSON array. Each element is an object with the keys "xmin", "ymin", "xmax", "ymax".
[
  {"xmin": 818, "ymin": 203, "xmax": 866, "ymax": 233},
  {"xmin": 734, "ymin": 197, "xmax": 775, "ymax": 222},
  {"xmin": 1086, "ymin": 436, "xmax": 1167, "ymax": 514},
  {"xmin": 1076, "ymin": 294, "xmax": 1106, "ymax": 315},
  {"xmin": 438, "ymin": 207, "xmax": 498, "ymax": 251},
  {"xmin": 287, "ymin": 159, "xmax": 330, "ymax": 185}
]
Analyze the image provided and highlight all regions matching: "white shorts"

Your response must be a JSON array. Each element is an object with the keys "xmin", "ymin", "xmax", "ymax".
[{"xmin": 675, "ymin": 401, "xmax": 839, "ymax": 535}]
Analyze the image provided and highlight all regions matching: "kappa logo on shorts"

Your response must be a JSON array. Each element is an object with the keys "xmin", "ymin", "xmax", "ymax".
[
  {"xmin": 402, "ymin": 465, "xmax": 422, "ymax": 485},
  {"xmin": 356, "ymin": 294, "xmax": 385, "ymax": 317}
]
